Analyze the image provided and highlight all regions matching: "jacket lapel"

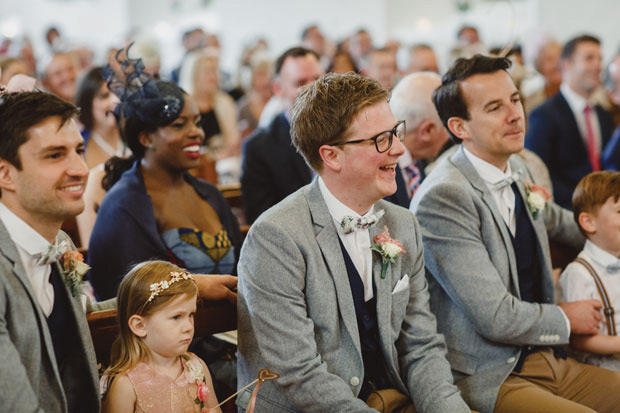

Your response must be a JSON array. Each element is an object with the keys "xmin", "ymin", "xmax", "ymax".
[
  {"xmin": 450, "ymin": 148, "xmax": 521, "ymax": 293},
  {"xmin": 0, "ymin": 220, "xmax": 64, "ymax": 384},
  {"xmin": 306, "ymin": 181, "xmax": 362, "ymax": 356},
  {"xmin": 369, "ymin": 220, "xmax": 394, "ymax": 364}
]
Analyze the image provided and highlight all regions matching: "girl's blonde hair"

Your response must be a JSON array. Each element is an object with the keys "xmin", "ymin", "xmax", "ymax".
[{"xmin": 104, "ymin": 260, "xmax": 198, "ymax": 378}]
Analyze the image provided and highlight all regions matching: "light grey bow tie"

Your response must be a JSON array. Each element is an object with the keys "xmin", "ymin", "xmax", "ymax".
[
  {"xmin": 36, "ymin": 240, "xmax": 69, "ymax": 266},
  {"xmin": 493, "ymin": 169, "xmax": 525, "ymax": 190},
  {"xmin": 340, "ymin": 210, "xmax": 385, "ymax": 235}
]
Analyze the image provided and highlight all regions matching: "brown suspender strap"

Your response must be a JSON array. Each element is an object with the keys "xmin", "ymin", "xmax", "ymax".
[{"xmin": 574, "ymin": 257, "xmax": 617, "ymax": 336}]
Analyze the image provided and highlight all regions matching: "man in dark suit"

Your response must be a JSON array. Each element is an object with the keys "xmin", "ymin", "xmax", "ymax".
[
  {"xmin": 241, "ymin": 47, "xmax": 323, "ymax": 223},
  {"xmin": 384, "ymin": 71, "xmax": 449, "ymax": 208},
  {"xmin": 526, "ymin": 34, "xmax": 613, "ymax": 209}
]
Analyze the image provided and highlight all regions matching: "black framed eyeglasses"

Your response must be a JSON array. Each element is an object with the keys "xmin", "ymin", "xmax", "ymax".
[{"xmin": 331, "ymin": 120, "xmax": 406, "ymax": 153}]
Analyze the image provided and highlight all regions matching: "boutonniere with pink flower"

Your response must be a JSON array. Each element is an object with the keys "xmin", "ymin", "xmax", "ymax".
[
  {"xmin": 182, "ymin": 354, "xmax": 209, "ymax": 409},
  {"xmin": 524, "ymin": 182, "xmax": 551, "ymax": 220},
  {"xmin": 60, "ymin": 250, "xmax": 90, "ymax": 297},
  {"xmin": 371, "ymin": 226, "xmax": 406, "ymax": 279}
]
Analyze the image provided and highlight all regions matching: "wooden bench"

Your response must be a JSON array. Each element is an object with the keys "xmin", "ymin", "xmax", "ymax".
[{"xmin": 87, "ymin": 300, "xmax": 237, "ymax": 367}]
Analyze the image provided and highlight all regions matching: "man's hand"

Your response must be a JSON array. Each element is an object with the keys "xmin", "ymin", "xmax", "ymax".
[
  {"xmin": 194, "ymin": 274, "xmax": 237, "ymax": 304},
  {"xmin": 559, "ymin": 299, "xmax": 603, "ymax": 335}
]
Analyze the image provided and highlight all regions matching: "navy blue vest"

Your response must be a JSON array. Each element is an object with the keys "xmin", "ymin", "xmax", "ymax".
[
  {"xmin": 508, "ymin": 184, "xmax": 565, "ymax": 371},
  {"xmin": 46, "ymin": 264, "xmax": 75, "ymax": 374},
  {"xmin": 338, "ymin": 239, "xmax": 391, "ymax": 400}
]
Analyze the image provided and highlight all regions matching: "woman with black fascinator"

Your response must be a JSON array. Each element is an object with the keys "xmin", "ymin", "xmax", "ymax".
[
  {"xmin": 88, "ymin": 47, "xmax": 241, "ymax": 300},
  {"xmin": 88, "ymin": 47, "xmax": 241, "ymax": 397}
]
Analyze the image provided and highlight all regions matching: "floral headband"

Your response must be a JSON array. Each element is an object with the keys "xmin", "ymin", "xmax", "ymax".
[{"xmin": 147, "ymin": 271, "xmax": 195, "ymax": 303}]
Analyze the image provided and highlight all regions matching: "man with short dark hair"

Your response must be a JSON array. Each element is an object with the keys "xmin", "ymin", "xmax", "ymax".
[
  {"xmin": 365, "ymin": 47, "xmax": 398, "ymax": 90},
  {"xmin": 237, "ymin": 72, "xmax": 469, "ymax": 412},
  {"xmin": 0, "ymin": 91, "xmax": 98, "ymax": 412},
  {"xmin": 412, "ymin": 54, "xmax": 620, "ymax": 412},
  {"xmin": 526, "ymin": 34, "xmax": 614, "ymax": 209},
  {"xmin": 241, "ymin": 46, "xmax": 323, "ymax": 223}
]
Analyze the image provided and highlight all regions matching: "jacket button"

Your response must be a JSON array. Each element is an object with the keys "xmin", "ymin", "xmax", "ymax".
[
  {"xmin": 350, "ymin": 376, "xmax": 360, "ymax": 386},
  {"xmin": 507, "ymin": 357, "xmax": 516, "ymax": 363}
]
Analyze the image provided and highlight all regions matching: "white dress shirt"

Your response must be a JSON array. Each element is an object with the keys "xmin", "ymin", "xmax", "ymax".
[
  {"xmin": 463, "ymin": 147, "xmax": 517, "ymax": 236},
  {"xmin": 318, "ymin": 177, "xmax": 375, "ymax": 302},
  {"xmin": 560, "ymin": 83, "xmax": 602, "ymax": 154},
  {"xmin": 560, "ymin": 240, "xmax": 620, "ymax": 335},
  {"xmin": 0, "ymin": 202, "xmax": 57, "ymax": 316}
]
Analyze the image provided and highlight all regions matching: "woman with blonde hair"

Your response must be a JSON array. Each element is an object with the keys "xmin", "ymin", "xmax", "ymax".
[{"xmin": 179, "ymin": 49, "xmax": 240, "ymax": 183}]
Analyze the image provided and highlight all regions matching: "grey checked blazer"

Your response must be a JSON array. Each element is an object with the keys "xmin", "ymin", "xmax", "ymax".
[
  {"xmin": 0, "ymin": 222, "xmax": 100, "ymax": 412},
  {"xmin": 236, "ymin": 179, "xmax": 469, "ymax": 413},
  {"xmin": 411, "ymin": 146, "xmax": 583, "ymax": 413}
]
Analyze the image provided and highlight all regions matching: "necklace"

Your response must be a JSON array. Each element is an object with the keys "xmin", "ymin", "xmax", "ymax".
[{"xmin": 91, "ymin": 132, "xmax": 126, "ymax": 157}]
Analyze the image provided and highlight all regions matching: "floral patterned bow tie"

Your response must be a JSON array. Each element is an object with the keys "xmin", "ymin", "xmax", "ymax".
[
  {"xmin": 36, "ymin": 240, "xmax": 69, "ymax": 266},
  {"xmin": 340, "ymin": 209, "xmax": 385, "ymax": 235}
]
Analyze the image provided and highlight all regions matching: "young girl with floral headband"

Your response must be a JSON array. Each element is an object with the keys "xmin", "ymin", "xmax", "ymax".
[{"xmin": 101, "ymin": 260, "xmax": 220, "ymax": 413}]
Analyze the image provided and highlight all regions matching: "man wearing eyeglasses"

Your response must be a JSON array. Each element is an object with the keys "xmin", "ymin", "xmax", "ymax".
[{"xmin": 236, "ymin": 73, "xmax": 469, "ymax": 412}]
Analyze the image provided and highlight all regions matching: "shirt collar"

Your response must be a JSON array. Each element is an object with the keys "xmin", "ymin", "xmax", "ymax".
[
  {"xmin": 318, "ymin": 177, "xmax": 375, "ymax": 232},
  {"xmin": 584, "ymin": 239, "xmax": 620, "ymax": 267},
  {"xmin": 0, "ymin": 202, "xmax": 54, "ymax": 257},
  {"xmin": 560, "ymin": 82, "xmax": 591, "ymax": 114},
  {"xmin": 462, "ymin": 146, "xmax": 513, "ymax": 186}
]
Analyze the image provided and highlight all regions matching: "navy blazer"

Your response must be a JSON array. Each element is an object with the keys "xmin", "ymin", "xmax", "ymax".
[
  {"xmin": 241, "ymin": 112, "xmax": 313, "ymax": 224},
  {"xmin": 88, "ymin": 161, "xmax": 241, "ymax": 300},
  {"xmin": 525, "ymin": 91, "xmax": 613, "ymax": 209},
  {"xmin": 603, "ymin": 125, "xmax": 620, "ymax": 170}
]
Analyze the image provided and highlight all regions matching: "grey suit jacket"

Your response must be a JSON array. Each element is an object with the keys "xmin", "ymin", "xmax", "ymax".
[
  {"xmin": 411, "ymin": 147, "xmax": 583, "ymax": 413},
  {"xmin": 0, "ymin": 222, "xmax": 100, "ymax": 413},
  {"xmin": 236, "ymin": 179, "xmax": 469, "ymax": 412}
]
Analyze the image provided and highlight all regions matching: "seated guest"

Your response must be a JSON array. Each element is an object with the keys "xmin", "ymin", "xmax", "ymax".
[
  {"xmin": 180, "ymin": 49, "xmax": 240, "ymax": 162},
  {"xmin": 42, "ymin": 52, "xmax": 78, "ymax": 103},
  {"xmin": 412, "ymin": 54, "xmax": 620, "ymax": 412},
  {"xmin": 75, "ymin": 66, "xmax": 125, "ymax": 169},
  {"xmin": 522, "ymin": 36, "xmax": 562, "ymax": 114},
  {"xmin": 88, "ymin": 51, "xmax": 241, "ymax": 301},
  {"xmin": 0, "ymin": 57, "xmax": 30, "ymax": 84},
  {"xmin": 237, "ymin": 54, "xmax": 273, "ymax": 139},
  {"xmin": 559, "ymin": 171, "xmax": 620, "ymax": 371},
  {"xmin": 364, "ymin": 47, "xmax": 398, "ymax": 90},
  {"xmin": 74, "ymin": 66, "xmax": 128, "ymax": 246},
  {"xmin": 405, "ymin": 44, "xmax": 439, "ymax": 74},
  {"xmin": 241, "ymin": 47, "xmax": 323, "ymax": 223},
  {"xmin": 385, "ymin": 71, "xmax": 449, "ymax": 207},
  {"xmin": 327, "ymin": 49, "xmax": 358, "ymax": 74},
  {"xmin": 237, "ymin": 72, "xmax": 469, "ymax": 412},
  {"xmin": 0, "ymin": 88, "xmax": 102, "ymax": 412},
  {"xmin": 526, "ymin": 35, "xmax": 614, "ymax": 209}
]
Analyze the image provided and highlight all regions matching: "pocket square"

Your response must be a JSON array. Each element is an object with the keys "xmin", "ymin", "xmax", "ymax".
[{"xmin": 392, "ymin": 274, "xmax": 409, "ymax": 294}]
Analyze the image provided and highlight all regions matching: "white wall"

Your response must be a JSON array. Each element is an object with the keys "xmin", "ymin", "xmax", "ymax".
[{"xmin": 1, "ymin": 0, "xmax": 618, "ymax": 77}]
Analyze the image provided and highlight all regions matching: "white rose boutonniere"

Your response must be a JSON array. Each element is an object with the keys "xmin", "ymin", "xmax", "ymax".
[
  {"xmin": 525, "ymin": 183, "xmax": 551, "ymax": 219},
  {"xmin": 370, "ymin": 226, "xmax": 406, "ymax": 279}
]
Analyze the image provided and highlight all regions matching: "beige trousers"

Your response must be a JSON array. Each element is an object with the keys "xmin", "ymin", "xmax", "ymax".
[{"xmin": 495, "ymin": 348, "xmax": 620, "ymax": 413}]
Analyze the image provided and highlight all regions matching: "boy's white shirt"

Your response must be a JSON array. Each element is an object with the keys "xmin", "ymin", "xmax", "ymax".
[{"xmin": 559, "ymin": 239, "xmax": 620, "ymax": 335}]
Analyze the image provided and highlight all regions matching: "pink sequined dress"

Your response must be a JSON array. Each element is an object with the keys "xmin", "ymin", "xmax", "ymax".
[{"xmin": 126, "ymin": 352, "xmax": 208, "ymax": 413}]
